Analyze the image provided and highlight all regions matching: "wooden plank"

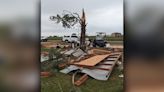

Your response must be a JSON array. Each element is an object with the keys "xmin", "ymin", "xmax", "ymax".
[
  {"xmin": 93, "ymin": 53, "xmax": 122, "ymax": 71},
  {"xmin": 110, "ymin": 53, "xmax": 121, "ymax": 56},
  {"xmin": 106, "ymin": 58, "xmax": 118, "ymax": 61},
  {"xmin": 91, "ymin": 49, "xmax": 111, "ymax": 55},
  {"xmin": 109, "ymin": 56, "xmax": 118, "ymax": 58},
  {"xmin": 41, "ymin": 72, "xmax": 52, "ymax": 77},
  {"xmin": 73, "ymin": 54, "xmax": 110, "ymax": 67},
  {"xmin": 100, "ymin": 61, "xmax": 115, "ymax": 65},
  {"xmin": 74, "ymin": 74, "xmax": 88, "ymax": 86},
  {"xmin": 98, "ymin": 63, "xmax": 113, "ymax": 65},
  {"xmin": 110, "ymin": 45, "xmax": 123, "ymax": 49}
]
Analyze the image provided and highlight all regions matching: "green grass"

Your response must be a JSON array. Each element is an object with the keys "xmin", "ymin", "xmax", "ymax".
[
  {"xmin": 41, "ymin": 67, "xmax": 123, "ymax": 92},
  {"xmin": 47, "ymin": 36, "xmax": 62, "ymax": 40},
  {"xmin": 108, "ymin": 41, "xmax": 123, "ymax": 45},
  {"xmin": 41, "ymin": 48, "xmax": 50, "ymax": 52}
]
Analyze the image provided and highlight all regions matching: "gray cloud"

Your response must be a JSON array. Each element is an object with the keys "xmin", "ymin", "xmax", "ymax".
[
  {"xmin": 41, "ymin": 0, "xmax": 123, "ymax": 36},
  {"xmin": 0, "ymin": 0, "xmax": 39, "ymax": 21}
]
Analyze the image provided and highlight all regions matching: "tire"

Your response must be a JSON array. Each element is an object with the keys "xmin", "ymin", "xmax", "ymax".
[{"xmin": 93, "ymin": 43, "xmax": 96, "ymax": 47}]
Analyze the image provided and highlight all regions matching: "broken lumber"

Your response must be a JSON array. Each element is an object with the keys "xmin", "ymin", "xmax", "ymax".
[
  {"xmin": 73, "ymin": 54, "xmax": 110, "ymax": 67},
  {"xmin": 58, "ymin": 63, "xmax": 67, "ymax": 68},
  {"xmin": 90, "ymin": 48, "xmax": 111, "ymax": 55},
  {"xmin": 41, "ymin": 72, "xmax": 52, "ymax": 77},
  {"xmin": 74, "ymin": 74, "xmax": 88, "ymax": 86}
]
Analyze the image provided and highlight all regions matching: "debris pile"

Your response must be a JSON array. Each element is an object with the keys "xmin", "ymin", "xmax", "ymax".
[
  {"xmin": 41, "ymin": 40, "xmax": 123, "ymax": 86},
  {"xmin": 60, "ymin": 52, "xmax": 122, "ymax": 81}
]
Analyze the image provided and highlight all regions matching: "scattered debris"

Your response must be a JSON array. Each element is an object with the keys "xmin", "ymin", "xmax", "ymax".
[
  {"xmin": 105, "ymin": 43, "xmax": 111, "ymax": 48},
  {"xmin": 64, "ymin": 48, "xmax": 86, "ymax": 58},
  {"xmin": 117, "ymin": 61, "xmax": 123, "ymax": 70},
  {"xmin": 119, "ymin": 74, "xmax": 124, "ymax": 78},
  {"xmin": 58, "ymin": 63, "xmax": 67, "ymax": 68},
  {"xmin": 72, "ymin": 49, "xmax": 86, "ymax": 57},
  {"xmin": 74, "ymin": 74, "xmax": 88, "ymax": 86},
  {"xmin": 64, "ymin": 49, "xmax": 76, "ymax": 56},
  {"xmin": 60, "ymin": 65, "xmax": 79, "ymax": 74},
  {"xmin": 41, "ymin": 53, "xmax": 49, "ymax": 62},
  {"xmin": 41, "ymin": 39, "xmax": 123, "ymax": 86},
  {"xmin": 41, "ymin": 72, "xmax": 52, "ymax": 77},
  {"xmin": 56, "ymin": 44, "xmax": 61, "ymax": 48},
  {"xmin": 110, "ymin": 45, "xmax": 123, "ymax": 52},
  {"xmin": 89, "ymin": 48, "xmax": 111, "ymax": 55},
  {"xmin": 60, "ymin": 52, "xmax": 122, "ymax": 81}
]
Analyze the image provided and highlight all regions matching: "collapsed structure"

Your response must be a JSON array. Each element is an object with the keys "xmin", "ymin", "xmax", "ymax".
[
  {"xmin": 59, "ymin": 48, "xmax": 123, "ymax": 86},
  {"xmin": 41, "ymin": 39, "xmax": 123, "ymax": 86},
  {"xmin": 61, "ymin": 53, "xmax": 122, "ymax": 80}
]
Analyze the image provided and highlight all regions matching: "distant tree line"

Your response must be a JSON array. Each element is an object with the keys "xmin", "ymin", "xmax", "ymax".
[
  {"xmin": 47, "ymin": 36, "xmax": 62, "ymax": 40},
  {"xmin": 47, "ymin": 35, "xmax": 123, "ymax": 41}
]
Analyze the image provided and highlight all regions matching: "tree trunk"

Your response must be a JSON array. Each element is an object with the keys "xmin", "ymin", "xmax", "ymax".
[
  {"xmin": 80, "ymin": 23, "xmax": 86, "ymax": 51},
  {"xmin": 80, "ymin": 9, "xmax": 86, "ymax": 51}
]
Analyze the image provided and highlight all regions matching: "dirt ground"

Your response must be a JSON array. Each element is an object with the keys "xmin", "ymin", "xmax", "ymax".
[{"xmin": 41, "ymin": 40, "xmax": 123, "ymax": 49}]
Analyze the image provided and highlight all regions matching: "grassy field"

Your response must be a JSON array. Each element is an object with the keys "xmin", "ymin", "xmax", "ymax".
[
  {"xmin": 41, "ymin": 67, "xmax": 123, "ymax": 92},
  {"xmin": 41, "ymin": 48, "xmax": 50, "ymax": 52},
  {"xmin": 107, "ymin": 41, "xmax": 123, "ymax": 45}
]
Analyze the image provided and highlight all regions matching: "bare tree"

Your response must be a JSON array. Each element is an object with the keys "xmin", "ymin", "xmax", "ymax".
[{"xmin": 50, "ymin": 9, "xmax": 87, "ymax": 51}]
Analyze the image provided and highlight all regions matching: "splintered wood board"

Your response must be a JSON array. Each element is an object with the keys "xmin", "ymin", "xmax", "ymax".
[{"xmin": 73, "ymin": 54, "xmax": 110, "ymax": 67}]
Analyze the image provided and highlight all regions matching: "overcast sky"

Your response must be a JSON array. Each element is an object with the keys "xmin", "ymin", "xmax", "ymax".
[
  {"xmin": 41, "ymin": 0, "xmax": 123, "ymax": 36},
  {"xmin": 0, "ymin": 0, "xmax": 38, "ymax": 22}
]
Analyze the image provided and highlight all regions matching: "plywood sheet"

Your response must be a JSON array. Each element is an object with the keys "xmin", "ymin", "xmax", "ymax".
[
  {"xmin": 110, "ymin": 45, "xmax": 123, "ymax": 49},
  {"xmin": 73, "ymin": 54, "xmax": 110, "ymax": 67}
]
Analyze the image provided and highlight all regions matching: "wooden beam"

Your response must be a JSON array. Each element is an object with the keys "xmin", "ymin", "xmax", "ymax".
[
  {"xmin": 74, "ymin": 74, "xmax": 88, "ymax": 86},
  {"xmin": 108, "ymin": 56, "xmax": 118, "ymax": 58}
]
